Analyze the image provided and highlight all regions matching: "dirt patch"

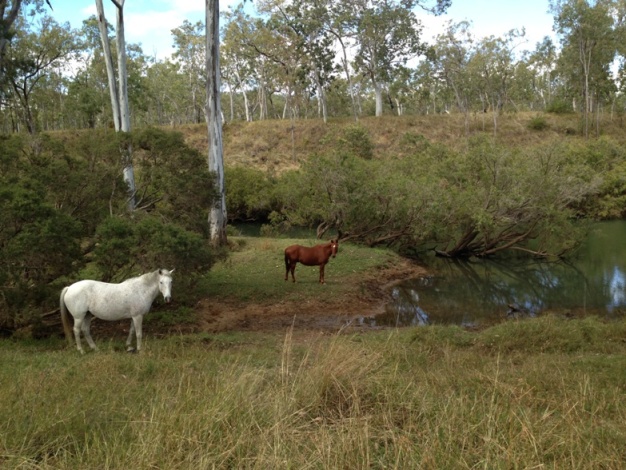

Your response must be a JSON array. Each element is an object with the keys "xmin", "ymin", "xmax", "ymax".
[{"xmin": 192, "ymin": 258, "xmax": 427, "ymax": 333}]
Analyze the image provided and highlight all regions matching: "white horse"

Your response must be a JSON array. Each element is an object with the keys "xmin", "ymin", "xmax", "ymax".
[{"xmin": 60, "ymin": 269, "xmax": 174, "ymax": 354}]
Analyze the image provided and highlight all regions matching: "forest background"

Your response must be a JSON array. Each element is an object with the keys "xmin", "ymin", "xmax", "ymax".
[{"xmin": 2, "ymin": 0, "xmax": 626, "ymax": 331}]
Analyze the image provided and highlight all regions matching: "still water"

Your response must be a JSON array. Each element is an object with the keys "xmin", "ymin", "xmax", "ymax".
[{"xmin": 364, "ymin": 221, "xmax": 626, "ymax": 328}]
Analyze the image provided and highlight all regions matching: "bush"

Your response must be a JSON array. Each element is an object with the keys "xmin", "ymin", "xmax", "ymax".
[
  {"xmin": 528, "ymin": 115, "xmax": 549, "ymax": 131},
  {"xmin": 338, "ymin": 125, "xmax": 374, "ymax": 159},
  {"xmin": 225, "ymin": 166, "xmax": 276, "ymax": 222},
  {"xmin": 546, "ymin": 99, "xmax": 573, "ymax": 114}
]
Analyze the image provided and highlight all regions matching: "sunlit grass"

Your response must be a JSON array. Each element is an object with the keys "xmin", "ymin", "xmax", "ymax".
[{"xmin": 201, "ymin": 236, "xmax": 398, "ymax": 303}]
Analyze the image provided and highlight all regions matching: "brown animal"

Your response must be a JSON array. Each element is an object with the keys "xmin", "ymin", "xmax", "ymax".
[{"xmin": 284, "ymin": 239, "xmax": 339, "ymax": 284}]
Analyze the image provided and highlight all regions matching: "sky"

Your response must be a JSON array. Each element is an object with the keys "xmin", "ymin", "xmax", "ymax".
[{"xmin": 49, "ymin": 0, "xmax": 557, "ymax": 61}]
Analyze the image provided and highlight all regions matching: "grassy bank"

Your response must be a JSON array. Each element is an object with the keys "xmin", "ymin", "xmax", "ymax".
[
  {"xmin": 200, "ymin": 236, "xmax": 401, "ymax": 302},
  {"xmin": 2, "ymin": 316, "xmax": 626, "ymax": 468}
]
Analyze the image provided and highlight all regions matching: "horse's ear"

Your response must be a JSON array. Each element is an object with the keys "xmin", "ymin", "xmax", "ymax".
[{"xmin": 170, "ymin": 268, "xmax": 175, "ymax": 274}]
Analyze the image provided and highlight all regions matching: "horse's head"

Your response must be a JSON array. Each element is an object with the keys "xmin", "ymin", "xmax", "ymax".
[
  {"xmin": 330, "ymin": 239, "xmax": 339, "ymax": 258},
  {"xmin": 158, "ymin": 268, "xmax": 174, "ymax": 303}
]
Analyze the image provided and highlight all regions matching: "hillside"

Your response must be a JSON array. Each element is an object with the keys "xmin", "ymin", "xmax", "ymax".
[{"xmin": 175, "ymin": 112, "xmax": 626, "ymax": 172}]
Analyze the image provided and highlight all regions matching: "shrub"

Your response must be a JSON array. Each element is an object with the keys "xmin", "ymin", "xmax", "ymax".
[
  {"xmin": 225, "ymin": 166, "xmax": 276, "ymax": 222},
  {"xmin": 528, "ymin": 115, "xmax": 549, "ymax": 131},
  {"xmin": 338, "ymin": 125, "xmax": 374, "ymax": 159},
  {"xmin": 546, "ymin": 99, "xmax": 573, "ymax": 114}
]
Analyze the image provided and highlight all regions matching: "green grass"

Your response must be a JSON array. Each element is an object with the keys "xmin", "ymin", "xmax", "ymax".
[
  {"xmin": 200, "ymin": 236, "xmax": 397, "ymax": 303},
  {"xmin": 2, "ymin": 316, "xmax": 626, "ymax": 468}
]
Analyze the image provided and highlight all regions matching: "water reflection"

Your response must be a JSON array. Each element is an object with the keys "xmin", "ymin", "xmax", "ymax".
[{"xmin": 362, "ymin": 221, "xmax": 626, "ymax": 328}]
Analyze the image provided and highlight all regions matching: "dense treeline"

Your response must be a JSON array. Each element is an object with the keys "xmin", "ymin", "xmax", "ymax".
[{"xmin": 1, "ymin": 1, "xmax": 626, "ymax": 133}]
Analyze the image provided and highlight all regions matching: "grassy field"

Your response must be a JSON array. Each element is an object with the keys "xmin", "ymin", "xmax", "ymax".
[
  {"xmin": 2, "ymin": 315, "xmax": 626, "ymax": 468},
  {"xmin": 199, "ymin": 236, "xmax": 401, "ymax": 302}
]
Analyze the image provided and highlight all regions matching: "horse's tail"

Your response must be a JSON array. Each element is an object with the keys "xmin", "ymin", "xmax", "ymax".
[
  {"xmin": 59, "ymin": 287, "xmax": 73, "ymax": 346},
  {"xmin": 284, "ymin": 249, "xmax": 290, "ymax": 271}
]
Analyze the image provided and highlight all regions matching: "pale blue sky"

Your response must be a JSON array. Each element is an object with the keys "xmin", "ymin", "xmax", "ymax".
[{"xmin": 49, "ymin": 0, "xmax": 556, "ymax": 60}]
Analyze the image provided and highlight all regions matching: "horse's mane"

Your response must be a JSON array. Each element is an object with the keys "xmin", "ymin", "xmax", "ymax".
[{"xmin": 122, "ymin": 269, "xmax": 165, "ymax": 285}]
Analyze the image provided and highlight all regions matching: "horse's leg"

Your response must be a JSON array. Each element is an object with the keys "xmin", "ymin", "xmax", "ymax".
[
  {"xmin": 126, "ymin": 319, "xmax": 136, "ymax": 352},
  {"xmin": 319, "ymin": 263, "xmax": 326, "ymax": 284},
  {"xmin": 81, "ymin": 313, "xmax": 98, "ymax": 351},
  {"xmin": 72, "ymin": 316, "xmax": 85, "ymax": 354},
  {"xmin": 129, "ymin": 315, "xmax": 143, "ymax": 352},
  {"xmin": 290, "ymin": 261, "xmax": 297, "ymax": 283}
]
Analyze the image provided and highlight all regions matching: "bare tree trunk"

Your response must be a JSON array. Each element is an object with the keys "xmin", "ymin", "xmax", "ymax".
[
  {"xmin": 206, "ymin": 0, "xmax": 227, "ymax": 246},
  {"xmin": 96, "ymin": 0, "xmax": 136, "ymax": 211},
  {"xmin": 374, "ymin": 82, "xmax": 383, "ymax": 117},
  {"xmin": 114, "ymin": 1, "xmax": 135, "ymax": 210},
  {"xmin": 95, "ymin": 0, "xmax": 120, "ymax": 130}
]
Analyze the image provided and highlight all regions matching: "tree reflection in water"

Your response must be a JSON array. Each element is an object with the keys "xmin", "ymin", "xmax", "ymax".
[{"xmin": 361, "ymin": 222, "xmax": 626, "ymax": 327}]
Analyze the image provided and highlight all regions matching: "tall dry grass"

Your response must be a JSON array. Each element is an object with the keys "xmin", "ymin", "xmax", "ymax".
[{"xmin": 1, "ymin": 315, "xmax": 625, "ymax": 468}]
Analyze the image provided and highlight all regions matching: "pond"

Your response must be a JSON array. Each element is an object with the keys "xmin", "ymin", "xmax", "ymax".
[{"xmin": 360, "ymin": 221, "xmax": 626, "ymax": 328}]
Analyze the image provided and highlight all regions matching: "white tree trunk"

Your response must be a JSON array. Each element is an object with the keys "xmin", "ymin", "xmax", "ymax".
[
  {"xmin": 96, "ymin": 0, "xmax": 136, "ymax": 211},
  {"xmin": 374, "ymin": 83, "xmax": 383, "ymax": 117},
  {"xmin": 95, "ymin": 0, "xmax": 120, "ymax": 130},
  {"xmin": 206, "ymin": 0, "xmax": 227, "ymax": 246}
]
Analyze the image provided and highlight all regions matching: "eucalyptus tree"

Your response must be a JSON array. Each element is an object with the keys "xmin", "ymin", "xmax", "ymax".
[
  {"xmin": 526, "ymin": 36, "xmax": 559, "ymax": 110},
  {"xmin": 431, "ymin": 21, "xmax": 474, "ymax": 133},
  {"xmin": 142, "ymin": 60, "xmax": 187, "ymax": 126},
  {"xmin": 468, "ymin": 29, "xmax": 524, "ymax": 136},
  {"xmin": 0, "ymin": 0, "xmax": 51, "ymax": 87},
  {"xmin": 0, "ymin": 0, "xmax": 22, "ymax": 87},
  {"xmin": 230, "ymin": 1, "xmax": 312, "ymax": 121},
  {"xmin": 274, "ymin": 0, "xmax": 337, "ymax": 122},
  {"xmin": 64, "ymin": 17, "xmax": 110, "ymax": 128},
  {"xmin": 254, "ymin": 0, "xmax": 321, "ymax": 120},
  {"xmin": 322, "ymin": 1, "xmax": 360, "ymax": 120},
  {"xmin": 206, "ymin": 0, "xmax": 227, "ymax": 246},
  {"xmin": 172, "ymin": 20, "xmax": 206, "ymax": 124},
  {"xmin": 411, "ymin": 58, "xmax": 448, "ymax": 114},
  {"xmin": 350, "ymin": 0, "xmax": 425, "ymax": 116},
  {"xmin": 3, "ymin": 13, "xmax": 76, "ymax": 133},
  {"xmin": 95, "ymin": 0, "xmax": 137, "ymax": 211},
  {"xmin": 551, "ymin": 0, "xmax": 617, "ymax": 137},
  {"xmin": 221, "ymin": 7, "xmax": 284, "ymax": 120},
  {"xmin": 222, "ymin": 6, "xmax": 260, "ymax": 122}
]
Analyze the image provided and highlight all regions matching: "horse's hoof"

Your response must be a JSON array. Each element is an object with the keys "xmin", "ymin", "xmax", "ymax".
[{"xmin": 127, "ymin": 347, "xmax": 137, "ymax": 354}]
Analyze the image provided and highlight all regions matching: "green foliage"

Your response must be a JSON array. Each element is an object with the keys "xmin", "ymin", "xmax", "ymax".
[
  {"xmin": 422, "ymin": 136, "xmax": 597, "ymax": 256},
  {"xmin": 0, "ymin": 135, "xmax": 84, "ymax": 324},
  {"xmin": 225, "ymin": 166, "xmax": 276, "ymax": 222},
  {"xmin": 568, "ymin": 138, "xmax": 626, "ymax": 219},
  {"xmin": 527, "ymin": 114, "xmax": 549, "ymax": 130},
  {"xmin": 132, "ymin": 127, "xmax": 216, "ymax": 236},
  {"xmin": 0, "ymin": 128, "xmax": 220, "ymax": 329},
  {"xmin": 546, "ymin": 99, "xmax": 573, "ymax": 114},
  {"xmin": 267, "ymin": 136, "xmax": 599, "ymax": 257},
  {"xmin": 338, "ymin": 125, "xmax": 374, "ymax": 159},
  {"xmin": 93, "ymin": 214, "xmax": 220, "ymax": 302}
]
